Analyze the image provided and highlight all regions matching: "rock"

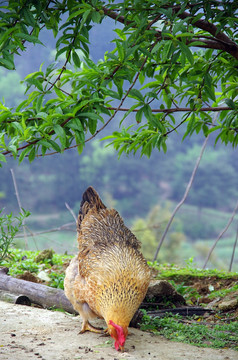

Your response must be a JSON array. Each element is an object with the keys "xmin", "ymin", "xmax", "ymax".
[
  {"xmin": 37, "ymin": 271, "xmax": 51, "ymax": 282},
  {"xmin": 145, "ymin": 279, "xmax": 186, "ymax": 306},
  {"xmin": 218, "ymin": 299, "xmax": 238, "ymax": 311},
  {"xmin": 146, "ymin": 280, "xmax": 175, "ymax": 299}
]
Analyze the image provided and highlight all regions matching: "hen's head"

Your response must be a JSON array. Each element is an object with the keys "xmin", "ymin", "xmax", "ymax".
[{"xmin": 108, "ymin": 320, "xmax": 128, "ymax": 351}]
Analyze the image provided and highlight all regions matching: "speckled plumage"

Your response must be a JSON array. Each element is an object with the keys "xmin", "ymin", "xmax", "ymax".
[{"xmin": 64, "ymin": 186, "xmax": 151, "ymax": 333}]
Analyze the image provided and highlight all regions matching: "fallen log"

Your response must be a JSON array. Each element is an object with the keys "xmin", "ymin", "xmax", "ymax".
[
  {"xmin": 0, "ymin": 289, "xmax": 31, "ymax": 306},
  {"xmin": 0, "ymin": 267, "xmax": 212, "ymax": 329},
  {"xmin": 0, "ymin": 267, "xmax": 76, "ymax": 314}
]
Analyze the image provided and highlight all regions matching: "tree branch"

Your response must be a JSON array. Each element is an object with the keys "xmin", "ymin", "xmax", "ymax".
[
  {"xmin": 229, "ymin": 225, "xmax": 238, "ymax": 272},
  {"xmin": 177, "ymin": 11, "xmax": 238, "ymax": 59},
  {"xmin": 203, "ymin": 200, "xmax": 238, "ymax": 269},
  {"xmin": 107, "ymin": 106, "xmax": 232, "ymax": 113},
  {"xmin": 153, "ymin": 113, "xmax": 218, "ymax": 261},
  {"xmin": 102, "ymin": 4, "xmax": 238, "ymax": 59}
]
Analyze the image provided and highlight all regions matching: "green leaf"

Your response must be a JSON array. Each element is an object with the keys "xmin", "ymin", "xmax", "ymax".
[
  {"xmin": 136, "ymin": 108, "xmax": 144, "ymax": 124},
  {"xmin": 100, "ymin": 87, "xmax": 121, "ymax": 100},
  {"xmin": 0, "ymin": 153, "xmax": 7, "ymax": 163},
  {"xmin": 15, "ymin": 33, "xmax": 43, "ymax": 45},
  {"xmin": 204, "ymin": 85, "xmax": 216, "ymax": 102},
  {"xmin": 88, "ymin": 118, "xmax": 97, "ymax": 135},
  {"xmin": 91, "ymin": 10, "xmax": 101, "ymax": 23},
  {"xmin": 55, "ymin": 46, "xmax": 69, "ymax": 59},
  {"xmin": 114, "ymin": 28, "xmax": 126, "ymax": 41},
  {"xmin": 46, "ymin": 139, "xmax": 61, "ymax": 153},
  {"xmin": 129, "ymin": 89, "xmax": 144, "ymax": 102},
  {"xmin": 38, "ymin": 140, "xmax": 51, "ymax": 149},
  {"xmin": 67, "ymin": 118, "xmax": 83, "ymax": 131},
  {"xmin": 28, "ymin": 146, "xmax": 36, "ymax": 162},
  {"xmin": 162, "ymin": 41, "xmax": 172, "ymax": 62},
  {"xmin": 78, "ymin": 112, "xmax": 104, "ymax": 122},
  {"xmin": 23, "ymin": 7, "xmax": 36, "ymax": 26},
  {"xmin": 54, "ymin": 86, "xmax": 66, "ymax": 100},
  {"xmin": 77, "ymin": 143, "xmax": 84, "ymax": 155},
  {"xmin": 178, "ymin": 42, "xmax": 194, "ymax": 65},
  {"xmin": 72, "ymin": 51, "xmax": 81, "ymax": 68},
  {"xmin": 53, "ymin": 124, "xmax": 65, "ymax": 139},
  {"xmin": 225, "ymin": 99, "xmax": 236, "ymax": 110},
  {"xmin": 26, "ymin": 78, "xmax": 43, "ymax": 91},
  {"xmin": 35, "ymin": 95, "xmax": 44, "ymax": 113},
  {"xmin": 19, "ymin": 146, "xmax": 32, "ymax": 164},
  {"xmin": 115, "ymin": 39, "xmax": 124, "ymax": 62},
  {"xmin": 67, "ymin": 9, "xmax": 86, "ymax": 22}
]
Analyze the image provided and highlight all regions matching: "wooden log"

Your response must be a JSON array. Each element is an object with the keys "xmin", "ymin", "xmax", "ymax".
[
  {"xmin": 0, "ymin": 289, "xmax": 31, "ymax": 306},
  {"xmin": 0, "ymin": 267, "xmax": 77, "ymax": 314}
]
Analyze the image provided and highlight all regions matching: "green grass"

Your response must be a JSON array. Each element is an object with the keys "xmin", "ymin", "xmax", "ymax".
[
  {"xmin": 149, "ymin": 261, "xmax": 238, "ymax": 281},
  {"xmin": 140, "ymin": 312, "xmax": 238, "ymax": 350},
  {"xmin": 208, "ymin": 284, "xmax": 238, "ymax": 300},
  {"xmin": 1, "ymin": 248, "xmax": 72, "ymax": 289}
]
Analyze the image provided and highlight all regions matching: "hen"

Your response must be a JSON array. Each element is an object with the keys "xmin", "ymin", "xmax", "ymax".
[{"xmin": 64, "ymin": 186, "xmax": 151, "ymax": 351}]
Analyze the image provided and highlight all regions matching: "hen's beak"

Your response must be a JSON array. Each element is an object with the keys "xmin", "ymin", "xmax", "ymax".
[{"xmin": 119, "ymin": 345, "xmax": 124, "ymax": 352}]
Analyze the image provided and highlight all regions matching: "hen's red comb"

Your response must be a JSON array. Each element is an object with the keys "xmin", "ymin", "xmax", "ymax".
[{"xmin": 109, "ymin": 320, "xmax": 125, "ymax": 342}]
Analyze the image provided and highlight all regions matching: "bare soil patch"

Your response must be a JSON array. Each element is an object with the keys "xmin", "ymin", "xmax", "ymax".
[{"xmin": 0, "ymin": 300, "xmax": 237, "ymax": 360}]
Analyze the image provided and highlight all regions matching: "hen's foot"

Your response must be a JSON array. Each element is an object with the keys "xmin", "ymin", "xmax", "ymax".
[
  {"xmin": 98, "ymin": 328, "xmax": 110, "ymax": 337},
  {"xmin": 79, "ymin": 321, "xmax": 105, "ymax": 334}
]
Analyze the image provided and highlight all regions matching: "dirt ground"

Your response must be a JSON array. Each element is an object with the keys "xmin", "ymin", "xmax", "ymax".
[{"xmin": 0, "ymin": 300, "xmax": 237, "ymax": 360}]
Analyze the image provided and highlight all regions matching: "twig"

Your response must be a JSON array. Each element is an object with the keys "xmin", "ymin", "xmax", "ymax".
[
  {"xmin": 65, "ymin": 202, "xmax": 77, "ymax": 223},
  {"xmin": 107, "ymin": 106, "xmax": 232, "ymax": 113},
  {"xmin": 153, "ymin": 113, "xmax": 218, "ymax": 261},
  {"xmin": 229, "ymin": 225, "xmax": 238, "ymax": 272},
  {"xmin": 203, "ymin": 201, "xmax": 238, "ymax": 269},
  {"xmin": 10, "ymin": 169, "xmax": 28, "ymax": 248},
  {"xmin": 14, "ymin": 222, "xmax": 76, "ymax": 238}
]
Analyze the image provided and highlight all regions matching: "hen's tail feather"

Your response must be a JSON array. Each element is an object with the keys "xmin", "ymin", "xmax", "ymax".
[{"xmin": 77, "ymin": 186, "xmax": 106, "ymax": 233}]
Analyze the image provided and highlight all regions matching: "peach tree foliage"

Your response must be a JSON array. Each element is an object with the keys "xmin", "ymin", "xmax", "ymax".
[{"xmin": 0, "ymin": 0, "xmax": 237, "ymax": 166}]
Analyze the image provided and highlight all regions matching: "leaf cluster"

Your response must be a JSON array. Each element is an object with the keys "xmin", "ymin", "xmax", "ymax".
[{"xmin": 0, "ymin": 0, "xmax": 238, "ymax": 164}]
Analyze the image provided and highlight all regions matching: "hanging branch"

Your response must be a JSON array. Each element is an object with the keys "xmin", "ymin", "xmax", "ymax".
[
  {"xmin": 10, "ymin": 169, "xmax": 28, "ymax": 248},
  {"xmin": 203, "ymin": 201, "xmax": 238, "ymax": 269},
  {"xmin": 229, "ymin": 225, "xmax": 238, "ymax": 272}
]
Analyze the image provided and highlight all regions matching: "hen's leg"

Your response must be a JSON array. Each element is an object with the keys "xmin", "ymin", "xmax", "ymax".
[{"xmin": 80, "ymin": 320, "xmax": 105, "ymax": 334}]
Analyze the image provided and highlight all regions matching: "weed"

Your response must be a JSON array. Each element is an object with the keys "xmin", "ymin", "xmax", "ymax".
[
  {"xmin": 140, "ymin": 311, "xmax": 238, "ymax": 350},
  {"xmin": 208, "ymin": 284, "xmax": 238, "ymax": 299},
  {"xmin": 2, "ymin": 248, "xmax": 72, "ymax": 289},
  {"xmin": 0, "ymin": 209, "xmax": 30, "ymax": 263},
  {"xmin": 49, "ymin": 272, "xmax": 65, "ymax": 289}
]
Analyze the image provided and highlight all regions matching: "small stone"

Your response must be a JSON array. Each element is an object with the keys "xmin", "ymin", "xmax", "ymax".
[
  {"xmin": 218, "ymin": 299, "xmax": 238, "ymax": 311},
  {"xmin": 37, "ymin": 271, "xmax": 51, "ymax": 282}
]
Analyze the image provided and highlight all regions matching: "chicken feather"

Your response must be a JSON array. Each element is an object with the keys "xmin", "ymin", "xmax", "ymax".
[{"xmin": 64, "ymin": 186, "xmax": 151, "ymax": 351}]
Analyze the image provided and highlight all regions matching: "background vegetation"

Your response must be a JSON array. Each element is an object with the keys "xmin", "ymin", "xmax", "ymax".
[{"xmin": 0, "ymin": 1, "xmax": 237, "ymax": 271}]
